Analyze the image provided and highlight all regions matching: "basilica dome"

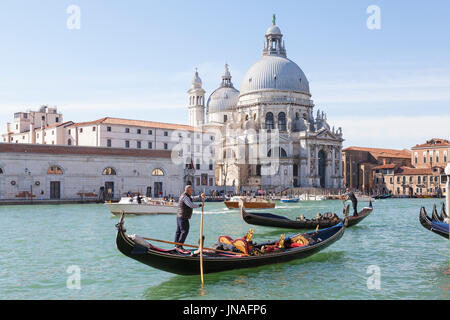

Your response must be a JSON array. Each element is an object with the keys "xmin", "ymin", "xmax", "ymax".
[
  {"xmin": 240, "ymin": 55, "xmax": 310, "ymax": 95},
  {"xmin": 207, "ymin": 86, "xmax": 239, "ymax": 113},
  {"xmin": 239, "ymin": 22, "xmax": 310, "ymax": 96},
  {"xmin": 207, "ymin": 64, "xmax": 239, "ymax": 114}
]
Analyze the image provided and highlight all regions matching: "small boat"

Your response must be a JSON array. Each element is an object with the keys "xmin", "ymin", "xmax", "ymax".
[
  {"xmin": 280, "ymin": 197, "xmax": 299, "ymax": 203},
  {"xmin": 241, "ymin": 202, "xmax": 373, "ymax": 229},
  {"xmin": 224, "ymin": 196, "xmax": 275, "ymax": 209},
  {"xmin": 115, "ymin": 213, "xmax": 346, "ymax": 275},
  {"xmin": 105, "ymin": 196, "xmax": 178, "ymax": 215},
  {"xmin": 419, "ymin": 203, "xmax": 449, "ymax": 239},
  {"xmin": 298, "ymin": 194, "xmax": 326, "ymax": 201},
  {"xmin": 374, "ymin": 194, "xmax": 392, "ymax": 200}
]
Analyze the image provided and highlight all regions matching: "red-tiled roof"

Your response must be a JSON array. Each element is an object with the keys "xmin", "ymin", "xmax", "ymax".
[
  {"xmin": 68, "ymin": 117, "xmax": 200, "ymax": 132},
  {"xmin": 0, "ymin": 143, "xmax": 172, "ymax": 158},
  {"xmin": 343, "ymin": 147, "xmax": 411, "ymax": 159},
  {"xmin": 372, "ymin": 163, "xmax": 398, "ymax": 170},
  {"xmin": 412, "ymin": 138, "xmax": 450, "ymax": 149},
  {"xmin": 395, "ymin": 166, "xmax": 434, "ymax": 175}
]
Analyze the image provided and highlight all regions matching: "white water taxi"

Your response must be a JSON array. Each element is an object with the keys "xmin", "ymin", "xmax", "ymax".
[{"xmin": 105, "ymin": 197, "xmax": 178, "ymax": 215}]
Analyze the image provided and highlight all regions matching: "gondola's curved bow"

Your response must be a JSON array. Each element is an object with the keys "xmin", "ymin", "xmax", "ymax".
[{"xmin": 419, "ymin": 206, "xmax": 449, "ymax": 239}]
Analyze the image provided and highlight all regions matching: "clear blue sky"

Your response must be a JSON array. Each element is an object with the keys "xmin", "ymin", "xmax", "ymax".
[{"xmin": 0, "ymin": 0, "xmax": 449, "ymax": 149}]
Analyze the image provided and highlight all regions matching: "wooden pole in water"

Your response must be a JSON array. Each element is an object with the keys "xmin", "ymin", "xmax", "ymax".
[{"xmin": 199, "ymin": 195, "xmax": 205, "ymax": 287}]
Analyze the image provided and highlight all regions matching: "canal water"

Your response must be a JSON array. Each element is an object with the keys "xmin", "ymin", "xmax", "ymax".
[{"xmin": 1, "ymin": 198, "xmax": 448, "ymax": 299}]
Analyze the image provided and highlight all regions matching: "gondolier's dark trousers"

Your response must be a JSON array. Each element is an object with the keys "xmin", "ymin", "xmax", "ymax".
[
  {"xmin": 352, "ymin": 200, "xmax": 358, "ymax": 216},
  {"xmin": 174, "ymin": 217, "xmax": 190, "ymax": 247}
]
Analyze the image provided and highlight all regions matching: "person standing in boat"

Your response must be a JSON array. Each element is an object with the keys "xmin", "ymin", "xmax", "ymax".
[
  {"xmin": 174, "ymin": 185, "xmax": 205, "ymax": 251},
  {"xmin": 343, "ymin": 188, "xmax": 358, "ymax": 216}
]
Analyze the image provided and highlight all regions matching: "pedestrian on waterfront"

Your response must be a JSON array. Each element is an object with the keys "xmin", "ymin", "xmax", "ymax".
[
  {"xmin": 343, "ymin": 188, "xmax": 358, "ymax": 216},
  {"xmin": 174, "ymin": 185, "xmax": 205, "ymax": 251}
]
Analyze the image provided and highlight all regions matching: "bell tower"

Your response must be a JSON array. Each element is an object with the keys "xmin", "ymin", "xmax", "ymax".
[{"xmin": 188, "ymin": 68, "xmax": 206, "ymax": 127}]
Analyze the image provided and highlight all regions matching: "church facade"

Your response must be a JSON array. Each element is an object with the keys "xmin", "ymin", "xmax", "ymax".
[{"xmin": 189, "ymin": 18, "xmax": 345, "ymax": 193}]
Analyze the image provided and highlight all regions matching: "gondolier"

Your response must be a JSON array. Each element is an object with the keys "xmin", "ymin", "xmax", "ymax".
[
  {"xmin": 343, "ymin": 188, "xmax": 358, "ymax": 216},
  {"xmin": 174, "ymin": 185, "xmax": 205, "ymax": 251}
]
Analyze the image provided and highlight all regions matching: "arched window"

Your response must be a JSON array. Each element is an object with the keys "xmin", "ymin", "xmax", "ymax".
[
  {"xmin": 47, "ymin": 165, "xmax": 63, "ymax": 174},
  {"xmin": 102, "ymin": 167, "xmax": 116, "ymax": 175},
  {"xmin": 265, "ymin": 112, "xmax": 274, "ymax": 130},
  {"xmin": 278, "ymin": 112, "xmax": 286, "ymax": 131},
  {"xmin": 267, "ymin": 147, "xmax": 287, "ymax": 158},
  {"xmin": 152, "ymin": 168, "xmax": 164, "ymax": 176}
]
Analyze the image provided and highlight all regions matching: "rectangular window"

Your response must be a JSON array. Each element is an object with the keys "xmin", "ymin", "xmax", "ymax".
[
  {"xmin": 137, "ymin": 141, "xmax": 141, "ymax": 149},
  {"xmin": 107, "ymin": 139, "xmax": 111, "ymax": 147},
  {"xmin": 79, "ymin": 128, "xmax": 83, "ymax": 133},
  {"xmin": 196, "ymin": 163, "xmax": 200, "ymax": 170},
  {"xmin": 137, "ymin": 129, "xmax": 141, "ymax": 134},
  {"xmin": 164, "ymin": 131, "xmax": 168, "ymax": 136},
  {"xmin": 55, "ymin": 117, "xmax": 59, "ymax": 123},
  {"xmin": 148, "ymin": 142, "xmax": 152, "ymax": 149},
  {"xmin": 125, "ymin": 140, "xmax": 130, "ymax": 148},
  {"xmin": 148, "ymin": 130, "xmax": 152, "ymax": 135},
  {"xmin": 92, "ymin": 126, "xmax": 96, "ymax": 131},
  {"xmin": 68, "ymin": 129, "xmax": 71, "ymax": 135},
  {"xmin": 107, "ymin": 126, "xmax": 111, "ymax": 132},
  {"xmin": 209, "ymin": 163, "xmax": 213, "ymax": 171},
  {"xmin": 209, "ymin": 178, "xmax": 213, "ymax": 186},
  {"xmin": 164, "ymin": 143, "xmax": 168, "ymax": 150},
  {"xmin": 125, "ymin": 128, "xmax": 130, "ymax": 133}
]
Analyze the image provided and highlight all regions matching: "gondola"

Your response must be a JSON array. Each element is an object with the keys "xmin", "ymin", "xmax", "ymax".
[
  {"xmin": 241, "ymin": 202, "xmax": 373, "ymax": 230},
  {"xmin": 419, "ymin": 204, "xmax": 449, "ymax": 239},
  {"xmin": 115, "ymin": 213, "xmax": 346, "ymax": 275}
]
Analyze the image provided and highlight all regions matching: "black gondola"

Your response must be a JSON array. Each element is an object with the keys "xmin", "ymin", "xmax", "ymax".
[
  {"xmin": 241, "ymin": 202, "xmax": 373, "ymax": 230},
  {"xmin": 419, "ymin": 206, "xmax": 449, "ymax": 239},
  {"xmin": 115, "ymin": 213, "xmax": 346, "ymax": 275}
]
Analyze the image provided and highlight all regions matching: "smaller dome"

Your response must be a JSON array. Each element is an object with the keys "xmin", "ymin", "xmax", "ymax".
[
  {"xmin": 207, "ymin": 86, "xmax": 239, "ymax": 113},
  {"xmin": 266, "ymin": 24, "xmax": 281, "ymax": 36}
]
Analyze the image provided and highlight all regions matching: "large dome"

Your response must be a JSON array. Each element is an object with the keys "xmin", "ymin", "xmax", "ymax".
[
  {"xmin": 240, "ymin": 55, "xmax": 310, "ymax": 95},
  {"xmin": 207, "ymin": 86, "xmax": 239, "ymax": 113},
  {"xmin": 239, "ymin": 20, "xmax": 310, "ymax": 96}
]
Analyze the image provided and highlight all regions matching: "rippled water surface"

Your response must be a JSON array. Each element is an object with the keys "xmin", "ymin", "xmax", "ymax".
[{"xmin": 1, "ymin": 199, "xmax": 449, "ymax": 299}]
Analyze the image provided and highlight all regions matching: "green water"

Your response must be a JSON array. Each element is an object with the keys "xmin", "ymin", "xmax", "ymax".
[{"xmin": 0, "ymin": 199, "xmax": 449, "ymax": 300}]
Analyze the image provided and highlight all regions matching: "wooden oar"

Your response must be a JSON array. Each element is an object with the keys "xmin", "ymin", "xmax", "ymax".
[
  {"xmin": 140, "ymin": 236, "xmax": 246, "ymax": 256},
  {"xmin": 200, "ymin": 196, "xmax": 205, "ymax": 287}
]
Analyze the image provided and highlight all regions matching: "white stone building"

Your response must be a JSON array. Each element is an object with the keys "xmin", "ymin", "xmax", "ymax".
[
  {"xmin": 2, "ymin": 112, "xmax": 217, "ymax": 194},
  {"xmin": 190, "ymin": 18, "xmax": 345, "ymax": 193},
  {"xmin": 0, "ymin": 143, "xmax": 184, "ymax": 201}
]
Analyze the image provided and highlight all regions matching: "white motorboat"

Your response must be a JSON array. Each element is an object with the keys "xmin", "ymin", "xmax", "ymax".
[
  {"xmin": 298, "ymin": 194, "xmax": 326, "ymax": 201},
  {"xmin": 105, "ymin": 197, "xmax": 178, "ymax": 215}
]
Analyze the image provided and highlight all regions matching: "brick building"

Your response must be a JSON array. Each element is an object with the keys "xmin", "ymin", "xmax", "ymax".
[
  {"xmin": 342, "ymin": 147, "xmax": 411, "ymax": 193},
  {"xmin": 372, "ymin": 139, "xmax": 449, "ymax": 197}
]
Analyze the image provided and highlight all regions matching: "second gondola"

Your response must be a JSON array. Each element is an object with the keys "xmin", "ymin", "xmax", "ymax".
[{"xmin": 241, "ymin": 202, "xmax": 373, "ymax": 230}]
